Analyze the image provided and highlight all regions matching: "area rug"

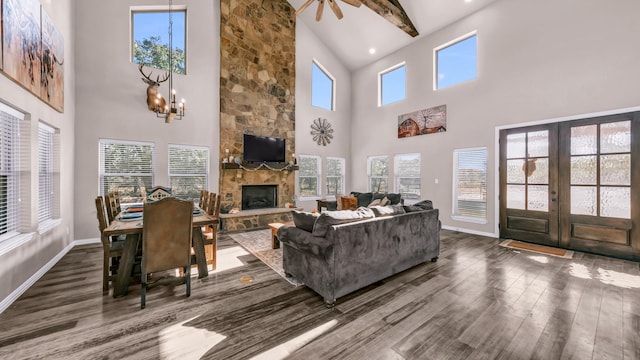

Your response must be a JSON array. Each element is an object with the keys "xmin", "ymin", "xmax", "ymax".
[
  {"xmin": 229, "ymin": 229, "xmax": 304, "ymax": 286},
  {"xmin": 499, "ymin": 239, "xmax": 574, "ymax": 259}
]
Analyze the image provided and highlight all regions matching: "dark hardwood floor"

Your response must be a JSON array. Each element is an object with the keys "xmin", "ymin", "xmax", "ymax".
[{"xmin": 1, "ymin": 230, "xmax": 639, "ymax": 359}]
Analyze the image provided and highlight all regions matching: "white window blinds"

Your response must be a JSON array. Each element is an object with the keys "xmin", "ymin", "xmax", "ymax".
[
  {"xmin": 0, "ymin": 107, "xmax": 21, "ymax": 237},
  {"xmin": 395, "ymin": 153, "xmax": 421, "ymax": 202},
  {"xmin": 38, "ymin": 122, "xmax": 55, "ymax": 223},
  {"xmin": 368, "ymin": 155, "xmax": 388, "ymax": 193},
  {"xmin": 453, "ymin": 147, "xmax": 488, "ymax": 220},
  {"xmin": 298, "ymin": 155, "xmax": 320, "ymax": 197},
  {"xmin": 326, "ymin": 157, "xmax": 344, "ymax": 196},
  {"xmin": 168, "ymin": 144, "xmax": 209, "ymax": 202},
  {"xmin": 100, "ymin": 139, "xmax": 154, "ymax": 204}
]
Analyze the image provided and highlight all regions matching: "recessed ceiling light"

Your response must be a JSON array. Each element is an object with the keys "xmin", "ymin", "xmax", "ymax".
[{"xmin": 369, "ymin": 48, "xmax": 376, "ymax": 55}]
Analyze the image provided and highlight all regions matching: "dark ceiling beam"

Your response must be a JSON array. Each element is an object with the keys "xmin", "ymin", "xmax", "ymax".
[{"xmin": 360, "ymin": 0, "xmax": 419, "ymax": 37}]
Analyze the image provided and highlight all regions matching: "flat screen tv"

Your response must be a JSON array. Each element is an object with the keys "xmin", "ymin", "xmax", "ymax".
[{"xmin": 243, "ymin": 134, "xmax": 286, "ymax": 163}]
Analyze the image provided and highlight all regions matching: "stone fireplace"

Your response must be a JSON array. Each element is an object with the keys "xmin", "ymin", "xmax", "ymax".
[
  {"xmin": 218, "ymin": 0, "xmax": 296, "ymax": 232},
  {"xmin": 242, "ymin": 185, "xmax": 278, "ymax": 210}
]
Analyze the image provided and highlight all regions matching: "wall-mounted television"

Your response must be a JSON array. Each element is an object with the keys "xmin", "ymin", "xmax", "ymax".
[{"xmin": 243, "ymin": 134, "xmax": 286, "ymax": 163}]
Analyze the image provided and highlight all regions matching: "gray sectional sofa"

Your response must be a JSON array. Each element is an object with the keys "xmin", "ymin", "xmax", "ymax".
[{"xmin": 278, "ymin": 204, "xmax": 440, "ymax": 307}]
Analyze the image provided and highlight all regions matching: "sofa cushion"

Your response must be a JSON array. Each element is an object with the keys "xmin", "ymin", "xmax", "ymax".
[
  {"xmin": 368, "ymin": 198, "xmax": 382, "ymax": 207},
  {"xmin": 385, "ymin": 193, "xmax": 402, "ymax": 205},
  {"xmin": 312, "ymin": 207, "xmax": 375, "ymax": 237},
  {"xmin": 371, "ymin": 204, "xmax": 406, "ymax": 217},
  {"xmin": 291, "ymin": 210, "xmax": 320, "ymax": 232},
  {"xmin": 403, "ymin": 205, "xmax": 424, "ymax": 213},
  {"xmin": 414, "ymin": 200, "xmax": 434, "ymax": 210},
  {"xmin": 350, "ymin": 192, "xmax": 373, "ymax": 208}
]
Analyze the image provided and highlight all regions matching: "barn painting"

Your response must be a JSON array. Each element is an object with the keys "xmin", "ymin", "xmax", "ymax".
[
  {"xmin": 2, "ymin": 0, "xmax": 41, "ymax": 95},
  {"xmin": 398, "ymin": 105, "xmax": 447, "ymax": 139}
]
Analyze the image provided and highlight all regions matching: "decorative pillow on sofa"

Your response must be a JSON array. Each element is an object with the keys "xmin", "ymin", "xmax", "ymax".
[
  {"xmin": 312, "ymin": 207, "xmax": 375, "ymax": 237},
  {"xmin": 385, "ymin": 193, "xmax": 402, "ymax": 205},
  {"xmin": 340, "ymin": 196, "xmax": 358, "ymax": 210},
  {"xmin": 403, "ymin": 205, "xmax": 424, "ymax": 213},
  {"xmin": 291, "ymin": 210, "xmax": 320, "ymax": 232},
  {"xmin": 414, "ymin": 200, "xmax": 434, "ymax": 210},
  {"xmin": 371, "ymin": 204, "xmax": 406, "ymax": 217},
  {"xmin": 350, "ymin": 192, "xmax": 374, "ymax": 208}
]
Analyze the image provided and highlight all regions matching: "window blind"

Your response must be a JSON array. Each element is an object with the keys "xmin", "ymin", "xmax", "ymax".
[
  {"xmin": 38, "ymin": 122, "xmax": 55, "ymax": 223},
  {"xmin": 100, "ymin": 139, "xmax": 154, "ymax": 204},
  {"xmin": 395, "ymin": 153, "xmax": 421, "ymax": 201},
  {"xmin": 454, "ymin": 148, "xmax": 487, "ymax": 219},
  {"xmin": 368, "ymin": 156, "xmax": 388, "ymax": 193},
  {"xmin": 326, "ymin": 157, "xmax": 344, "ymax": 196},
  {"xmin": 298, "ymin": 155, "xmax": 320, "ymax": 197},
  {"xmin": 168, "ymin": 144, "xmax": 209, "ymax": 202},
  {"xmin": 0, "ymin": 107, "xmax": 21, "ymax": 237}
]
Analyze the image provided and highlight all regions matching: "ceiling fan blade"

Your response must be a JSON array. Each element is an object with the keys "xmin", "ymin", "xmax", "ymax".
[
  {"xmin": 341, "ymin": 0, "xmax": 362, "ymax": 8},
  {"xmin": 328, "ymin": 0, "xmax": 344, "ymax": 19},
  {"xmin": 296, "ymin": 0, "xmax": 315, "ymax": 15},
  {"xmin": 316, "ymin": 0, "xmax": 325, "ymax": 21}
]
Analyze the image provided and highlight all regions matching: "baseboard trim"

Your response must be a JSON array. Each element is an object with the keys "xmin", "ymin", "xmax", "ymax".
[
  {"xmin": 0, "ymin": 238, "xmax": 100, "ymax": 315},
  {"xmin": 441, "ymin": 225, "xmax": 498, "ymax": 238}
]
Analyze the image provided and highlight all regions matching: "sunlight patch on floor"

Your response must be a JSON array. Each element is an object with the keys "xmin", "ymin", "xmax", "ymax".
[
  {"xmin": 528, "ymin": 255, "xmax": 549, "ymax": 264},
  {"xmin": 597, "ymin": 268, "xmax": 640, "ymax": 289},
  {"xmin": 249, "ymin": 319, "xmax": 338, "ymax": 360},
  {"xmin": 569, "ymin": 263, "xmax": 592, "ymax": 279},
  {"xmin": 211, "ymin": 246, "xmax": 250, "ymax": 273},
  {"xmin": 159, "ymin": 316, "xmax": 226, "ymax": 360}
]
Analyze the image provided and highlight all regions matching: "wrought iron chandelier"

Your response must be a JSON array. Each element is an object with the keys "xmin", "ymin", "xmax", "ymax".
[{"xmin": 156, "ymin": 0, "xmax": 185, "ymax": 123}]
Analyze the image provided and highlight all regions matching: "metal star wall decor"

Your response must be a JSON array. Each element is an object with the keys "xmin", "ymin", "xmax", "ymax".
[{"xmin": 310, "ymin": 118, "xmax": 334, "ymax": 146}]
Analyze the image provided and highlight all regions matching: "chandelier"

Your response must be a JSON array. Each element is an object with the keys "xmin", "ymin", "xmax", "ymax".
[{"xmin": 156, "ymin": 0, "xmax": 185, "ymax": 123}]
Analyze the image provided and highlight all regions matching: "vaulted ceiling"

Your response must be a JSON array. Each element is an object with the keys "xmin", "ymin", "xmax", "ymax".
[{"xmin": 288, "ymin": 0, "xmax": 498, "ymax": 70}]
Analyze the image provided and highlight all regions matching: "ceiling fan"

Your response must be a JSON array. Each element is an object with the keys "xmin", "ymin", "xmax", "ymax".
[{"xmin": 296, "ymin": 0, "xmax": 363, "ymax": 21}]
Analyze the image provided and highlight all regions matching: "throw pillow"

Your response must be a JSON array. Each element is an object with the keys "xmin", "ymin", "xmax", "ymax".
[
  {"xmin": 351, "ymin": 192, "xmax": 373, "ymax": 208},
  {"xmin": 371, "ymin": 204, "xmax": 406, "ymax": 217},
  {"xmin": 336, "ymin": 195, "xmax": 344, "ymax": 210},
  {"xmin": 379, "ymin": 196, "xmax": 390, "ymax": 206},
  {"xmin": 340, "ymin": 196, "xmax": 358, "ymax": 210},
  {"xmin": 291, "ymin": 210, "xmax": 319, "ymax": 232},
  {"xmin": 312, "ymin": 207, "xmax": 375, "ymax": 237},
  {"xmin": 368, "ymin": 198, "xmax": 382, "ymax": 207}
]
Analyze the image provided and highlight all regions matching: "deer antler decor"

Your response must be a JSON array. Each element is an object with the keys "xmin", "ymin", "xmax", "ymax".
[{"xmin": 139, "ymin": 0, "xmax": 186, "ymax": 123}]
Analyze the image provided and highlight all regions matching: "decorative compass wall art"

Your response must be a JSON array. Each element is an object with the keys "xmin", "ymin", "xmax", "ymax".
[{"xmin": 310, "ymin": 118, "xmax": 334, "ymax": 146}]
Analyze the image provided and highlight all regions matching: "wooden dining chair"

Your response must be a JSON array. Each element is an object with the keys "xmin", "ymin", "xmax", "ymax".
[
  {"xmin": 105, "ymin": 191, "xmax": 121, "ymax": 223},
  {"xmin": 141, "ymin": 197, "xmax": 193, "ymax": 309},
  {"xmin": 95, "ymin": 196, "xmax": 125, "ymax": 295},
  {"xmin": 204, "ymin": 194, "xmax": 221, "ymax": 266},
  {"xmin": 199, "ymin": 190, "xmax": 209, "ymax": 209}
]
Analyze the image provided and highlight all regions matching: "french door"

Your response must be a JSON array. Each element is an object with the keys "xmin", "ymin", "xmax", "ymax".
[{"xmin": 500, "ymin": 112, "xmax": 640, "ymax": 260}]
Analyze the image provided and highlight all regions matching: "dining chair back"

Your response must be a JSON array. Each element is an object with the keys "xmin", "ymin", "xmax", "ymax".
[
  {"xmin": 95, "ymin": 196, "xmax": 124, "ymax": 295},
  {"xmin": 204, "ymin": 194, "xmax": 222, "ymax": 265},
  {"xmin": 141, "ymin": 197, "xmax": 193, "ymax": 309},
  {"xmin": 105, "ymin": 192, "xmax": 121, "ymax": 223},
  {"xmin": 199, "ymin": 190, "xmax": 209, "ymax": 209}
]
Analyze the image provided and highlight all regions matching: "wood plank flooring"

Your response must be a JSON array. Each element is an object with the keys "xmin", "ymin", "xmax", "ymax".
[{"xmin": 0, "ymin": 230, "xmax": 639, "ymax": 359}]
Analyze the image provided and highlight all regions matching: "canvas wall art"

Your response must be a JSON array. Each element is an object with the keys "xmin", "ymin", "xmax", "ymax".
[
  {"xmin": 2, "ymin": 0, "xmax": 41, "ymax": 95},
  {"xmin": 40, "ymin": 8, "xmax": 64, "ymax": 112},
  {"xmin": 398, "ymin": 104, "xmax": 447, "ymax": 138}
]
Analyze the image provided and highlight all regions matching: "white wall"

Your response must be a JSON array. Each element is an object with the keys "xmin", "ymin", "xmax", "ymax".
[
  {"xmin": 295, "ymin": 21, "xmax": 352, "ymax": 211},
  {"xmin": 74, "ymin": 0, "xmax": 220, "ymax": 239},
  {"xmin": 350, "ymin": 0, "xmax": 640, "ymax": 235},
  {"xmin": 0, "ymin": 0, "xmax": 75, "ymax": 304}
]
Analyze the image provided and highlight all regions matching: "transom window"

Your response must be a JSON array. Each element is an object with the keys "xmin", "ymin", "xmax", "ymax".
[
  {"xmin": 168, "ymin": 144, "xmax": 209, "ymax": 202},
  {"xmin": 131, "ymin": 7, "xmax": 187, "ymax": 74},
  {"xmin": 453, "ymin": 147, "xmax": 487, "ymax": 222},
  {"xmin": 394, "ymin": 153, "xmax": 420, "ymax": 203},
  {"xmin": 368, "ymin": 156, "xmax": 389, "ymax": 193},
  {"xmin": 435, "ymin": 32, "xmax": 477, "ymax": 90},
  {"xmin": 311, "ymin": 60, "xmax": 335, "ymax": 111},
  {"xmin": 298, "ymin": 155, "xmax": 321, "ymax": 198},
  {"xmin": 100, "ymin": 139, "xmax": 154, "ymax": 204},
  {"xmin": 379, "ymin": 62, "xmax": 406, "ymax": 106},
  {"xmin": 326, "ymin": 157, "xmax": 345, "ymax": 196}
]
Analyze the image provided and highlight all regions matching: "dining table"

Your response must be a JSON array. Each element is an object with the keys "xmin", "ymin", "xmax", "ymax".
[{"xmin": 102, "ymin": 206, "xmax": 218, "ymax": 298}]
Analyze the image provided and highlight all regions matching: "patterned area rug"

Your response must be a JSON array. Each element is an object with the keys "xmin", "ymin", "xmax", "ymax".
[{"xmin": 229, "ymin": 229, "xmax": 304, "ymax": 286}]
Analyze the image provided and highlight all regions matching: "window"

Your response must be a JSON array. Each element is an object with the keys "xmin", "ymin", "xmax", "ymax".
[
  {"xmin": 38, "ymin": 122, "xmax": 59, "ymax": 225},
  {"xmin": 326, "ymin": 157, "xmax": 345, "ymax": 197},
  {"xmin": 435, "ymin": 32, "xmax": 477, "ymax": 90},
  {"xmin": 379, "ymin": 62, "xmax": 406, "ymax": 106},
  {"xmin": 368, "ymin": 156, "xmax": 388, "ymax": 193},
  {"xmin": 131, "ymin": 8, "xmax": 187, "ymax": 74},
  {"xmin": 453, "ymin": 147, "xmax": 487, "ymax": 222},
  {"xmin": 395, "ymin": 153, "xmax": 420, "ymax": 203},
  {"xmin": 311, "ymin": 61, "xmax": 335, "ymax": 110},
  {"xmin": 0, "ymin": 106, "xmax": 23, "ymax": 239},
  {"xmin": 100, "ymin": 139, "xmax": 154, "ymax": 204},
  {"xmin": 298, "ymin": 155, "xmax": 320, "ymax": 198},
  {"xmin": 168, "ymin": 145, "xmax": 209, "ymax": 202}
]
